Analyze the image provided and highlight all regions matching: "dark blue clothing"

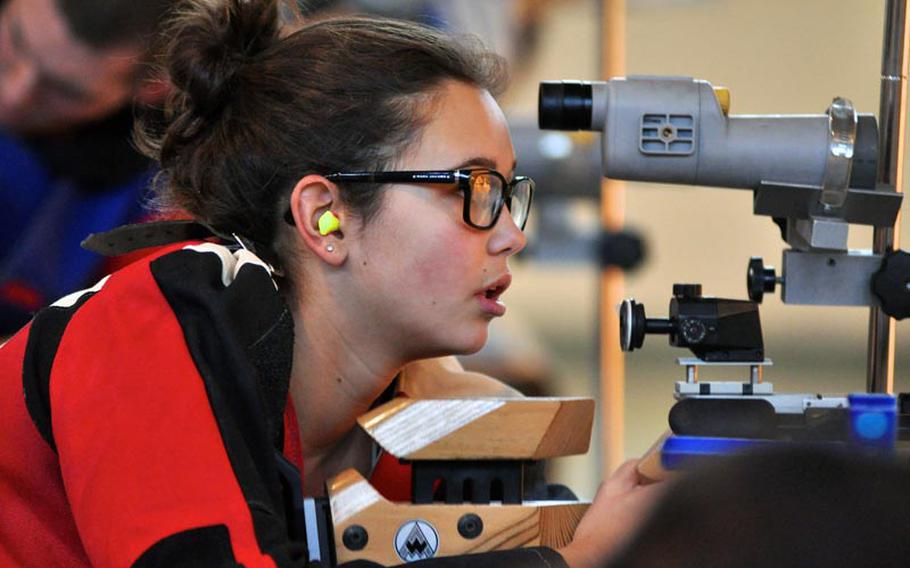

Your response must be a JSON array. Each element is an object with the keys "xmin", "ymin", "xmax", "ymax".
[{"xmin": 0, "ymin": 111, "xmax": 154, "ymax": 334}]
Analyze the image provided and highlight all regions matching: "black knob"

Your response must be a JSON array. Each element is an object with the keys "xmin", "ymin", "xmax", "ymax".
[
  {"xmin": 457, "ymin": 513, "xmax": 484, "ymax": 539},
  {"xmin": 872, "ymin": 250, "xmax": 910, "ymax": 320},
  {"xmin": 597, "ymin": 229, "xmax": 646, "ymax": 270},
  {"xmin": 673, "ymin": 283, "xmax": 702, "ymax": 299},
  {"xmin": 747, "ymin": 257, "xmax": 777, "ymax": 303},
  {"xmin": 680, "ymin": 319, "xmax": 707, "ymax": 344},
  {"xmin": 343, "ymin": 525, "xmax": 369, "ymax": 551}
]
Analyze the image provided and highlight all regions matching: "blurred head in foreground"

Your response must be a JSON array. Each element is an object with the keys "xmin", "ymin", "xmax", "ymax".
[{"xmin": 609, "ymin": 447, "xmax": 910, "ymax": 568}]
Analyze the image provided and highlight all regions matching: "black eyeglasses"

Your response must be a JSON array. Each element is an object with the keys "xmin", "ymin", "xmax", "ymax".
[{"xmin": 284, "ymin": 169, "xmax": 534, "ymax": 231}]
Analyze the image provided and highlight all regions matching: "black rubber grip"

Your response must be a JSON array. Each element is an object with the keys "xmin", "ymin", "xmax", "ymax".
[{"xmin": 669, "ymin": 397, "xmax": 778, "ymax": 439}]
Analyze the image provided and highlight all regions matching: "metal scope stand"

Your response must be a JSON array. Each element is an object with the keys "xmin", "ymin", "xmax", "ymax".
[
  {"xmin": 675, "ymin": 358, "xmax": 774, "ymax": 397},
  {"xmin": 869, "ymin": 0, "xmax": 907, "ymax": 393}
]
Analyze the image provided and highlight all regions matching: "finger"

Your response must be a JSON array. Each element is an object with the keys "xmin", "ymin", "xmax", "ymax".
[
  {"xmin": 611, "ymin": 459, "xmax": 643, "ymax": 485},
  {"xmin": 598, "ymin": 459, "xmax": 643, "ymax": 501}
]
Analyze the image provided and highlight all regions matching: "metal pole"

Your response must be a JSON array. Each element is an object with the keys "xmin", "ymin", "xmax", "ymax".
[
  {"xmin": 599, "ymin": 0, "xmax": 626, "ymax": 474},
  {"xmin": 867, "ymin": 0, "xmax": 908, "ymax": 393}
]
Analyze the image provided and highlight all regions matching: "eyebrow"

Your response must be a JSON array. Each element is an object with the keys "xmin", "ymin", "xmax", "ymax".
[{"xmin": 451, "ymin": 157, "xmax": 519, "ymax": 177}]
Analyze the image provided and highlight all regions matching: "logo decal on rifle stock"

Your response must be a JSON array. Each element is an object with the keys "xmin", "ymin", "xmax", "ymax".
[{"xmin": 395, "ymin": 519, "xmax": 439, "ymax": 562}]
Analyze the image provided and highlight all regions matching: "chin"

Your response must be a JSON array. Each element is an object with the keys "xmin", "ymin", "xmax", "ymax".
[
  {"xmin": 418, "ymin": 327, "xmax": 488, "ymax": 359},
  {"xmin": 448, "ymin": 327, "xmax": 489, "ymax": 356}
]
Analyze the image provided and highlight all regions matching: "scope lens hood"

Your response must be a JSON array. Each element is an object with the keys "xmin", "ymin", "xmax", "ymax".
[{"xmin": 539, "ymin": 81, "xmax": 593, "ymax": 131}]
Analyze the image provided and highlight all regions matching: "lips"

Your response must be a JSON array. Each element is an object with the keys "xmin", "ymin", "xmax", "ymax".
[{"xmin": 475, "ymin": 274, "xmax": 511, "ymax": 316}]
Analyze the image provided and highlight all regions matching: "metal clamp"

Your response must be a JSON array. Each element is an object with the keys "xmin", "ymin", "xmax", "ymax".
[
  {"xmin": 677, "ymin": 358, "xmax": 773, "ymax": 385},
  {"xmin": 820, "ymin": 97, "xmax": 857, "ymax": 211}
]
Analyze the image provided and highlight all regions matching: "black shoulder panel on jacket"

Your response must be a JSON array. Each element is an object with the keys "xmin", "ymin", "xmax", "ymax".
[
  {"xmin": 21, "ymin": 291, "xmax": 98, "ymax": 452},
  {"xmin": 132, "ymin": 525, "xmax": 240, "ymax": 567},
  {"xmin": 150, "ymin": 247, "xmax": 297, "ymax": 563}
]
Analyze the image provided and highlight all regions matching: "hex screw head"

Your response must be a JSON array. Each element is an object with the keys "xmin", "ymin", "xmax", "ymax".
[
  {"xmin": 458, "ymin": 513, "xmax": 484, "ymax": 539},
  {"xmin": 342, "ymin": 525, "xmax": 369, "ymax": 551}
]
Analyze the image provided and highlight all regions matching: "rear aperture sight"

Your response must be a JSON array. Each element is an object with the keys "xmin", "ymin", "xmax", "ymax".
[{"xmin": 620, "ymin": 283, "xmax": 765, "ymax": 362}]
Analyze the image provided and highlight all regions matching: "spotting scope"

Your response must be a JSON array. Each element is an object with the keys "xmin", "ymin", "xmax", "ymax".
[{"xmin": 539, "ymin": 77, "xmax": 878, "ymax": 196}]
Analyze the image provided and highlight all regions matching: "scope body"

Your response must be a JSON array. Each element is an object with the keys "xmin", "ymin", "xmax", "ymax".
[
  {"xmin": 668, "ymin": 294, "xmax": 764, "ymax": 362},
  {"xmin": 621, "ymin": 284, "xmax": 764, "ymax": 362},
  {"xmin": 539, "ymin": 77, "xmax": 877, "ymax": 191}
]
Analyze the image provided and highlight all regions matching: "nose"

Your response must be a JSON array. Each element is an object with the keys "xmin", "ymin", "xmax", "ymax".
[
  {"xmin": 0, "ymin": 59, "xmax": 38, "ymax": 111},
  {"xmin": 488, "ymin": 208, "xmax": 527, "ymax": 257}
]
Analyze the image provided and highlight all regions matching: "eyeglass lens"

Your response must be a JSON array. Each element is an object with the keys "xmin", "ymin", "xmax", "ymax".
[
  {"xmin": 508, "ymin": 179, "xmax": 532, "ymax": 229},
  {"xmin": 468, "ymin": 171, "xmax": 531, "ymax": 229},
  {"xmin": 468, "ymin": 171, "xmax": 501, "ymax": 228}
]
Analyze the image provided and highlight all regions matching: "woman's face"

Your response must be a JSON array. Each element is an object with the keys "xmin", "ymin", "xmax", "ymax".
[{"xmin": 344, "ymin": 79, "xmax": 526, "ymax": 360}]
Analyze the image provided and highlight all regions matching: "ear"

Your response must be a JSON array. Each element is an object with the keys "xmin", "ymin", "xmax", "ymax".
[
  {"xmin": 287, "ymin": 174, "xmax": 347, "ymax": 266},
  {"xmin": 133, "ymin": 77, "xmax": 170, "ymax": 107}
]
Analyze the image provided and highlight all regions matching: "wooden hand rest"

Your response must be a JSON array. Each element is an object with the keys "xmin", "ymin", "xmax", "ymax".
[
  {"xmin": 325, "ymin": 397, "xmax": 595, "ymax": 564},
  {"xmin": 358, "ymin": 397, "xmax": 595, "ymax": 460},
  {"xmin": 328, "ymin": 469, "xmax": 589, "ymax": 564}
]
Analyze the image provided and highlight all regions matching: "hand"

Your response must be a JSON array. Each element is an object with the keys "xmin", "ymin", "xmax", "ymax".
[{"xmin": 558, "ymin": 459, "xmax": 665, "ymax": 568}]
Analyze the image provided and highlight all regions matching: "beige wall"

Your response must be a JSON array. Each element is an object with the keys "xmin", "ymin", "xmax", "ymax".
[{"xmin": 493, "ymin": 0, "xmax": 910, "ymax": 494}]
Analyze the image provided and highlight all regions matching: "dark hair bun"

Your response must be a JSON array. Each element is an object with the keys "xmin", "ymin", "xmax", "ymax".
[
  {"xmin": 139, "ymin": 7, "xmax": 508, "ymax": 267},
  {"xmin": 166, "ymin": 0, "xmax": 280, "ymax": 118}
]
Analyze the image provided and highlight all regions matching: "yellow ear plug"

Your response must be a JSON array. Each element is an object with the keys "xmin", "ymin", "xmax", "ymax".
[{"xmin": 317, "ymin": 210, "xmax": 340, "ymax": 236}]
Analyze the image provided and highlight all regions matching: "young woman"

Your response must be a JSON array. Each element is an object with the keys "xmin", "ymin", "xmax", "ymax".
[{"xmin": 0, "ymin": 1, "xmax": 660, "ymax": 566}]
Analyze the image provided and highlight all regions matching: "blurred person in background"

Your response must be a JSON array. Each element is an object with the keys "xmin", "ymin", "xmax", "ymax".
[
  {"xmin": 0, "ymin": 0, "xmax": 171, "ymax": 336},
  {"xmin": 606, "ymin": 447, "xmax": 910, "ymax": 568}
]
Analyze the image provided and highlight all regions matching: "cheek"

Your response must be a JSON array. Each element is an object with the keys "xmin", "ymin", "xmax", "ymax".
[
  {"xmin": 37, "ymin": 88, "xmax": 126, "ymax": 126},
  {"xmin": 377, "ymin": 221, "xmax": 481, "ymax": 306},
  {"xmin": 74, "ymin": 86, "xmax": 129, "ymax": 116},
  {"xmin": 408, "ymin": 232, "xmax": 476, "ymax": 297},
  {"xmin": 363, "ymin": 189, "xmax": 489, "ymax": 314}
]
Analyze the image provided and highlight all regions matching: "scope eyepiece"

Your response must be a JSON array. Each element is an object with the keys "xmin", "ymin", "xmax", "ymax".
[
  {"xmin": 620, "ymin": 298, "xmax": 674, "ymax": 352},
  {"xmin": 539, "ymin": 81, "xmax": 593, "ymax": 131},
  {"xmin": 619, "ymin": 298, "xmax": 643, "ymax": 352}
]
